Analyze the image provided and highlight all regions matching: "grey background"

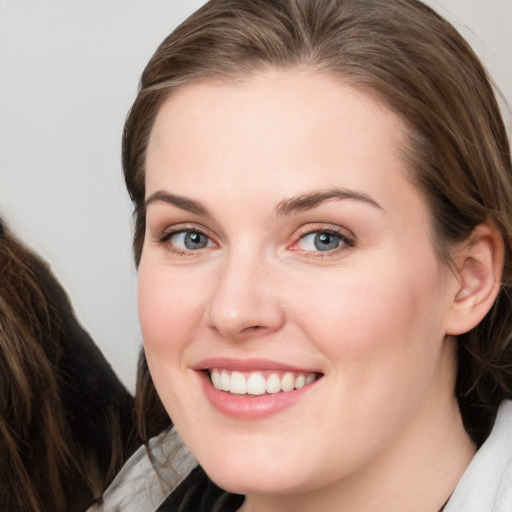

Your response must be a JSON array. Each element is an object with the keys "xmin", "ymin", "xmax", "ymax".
[{"xmin": 1, "ymin": 0, "xmax": 511, "ymax": 391}]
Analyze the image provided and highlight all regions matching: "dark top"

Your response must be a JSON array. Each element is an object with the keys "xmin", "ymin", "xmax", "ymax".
[
  {"xmin": 156, "ymin": 466, "xmax": 244, "ymax": 512},
  {"xmin": 37, "ymin": 256, "xmax": 139, "ymax": 510},
  {"xmin": 0, "ymin": 234, "xmax": 138, "ymax": 512}
]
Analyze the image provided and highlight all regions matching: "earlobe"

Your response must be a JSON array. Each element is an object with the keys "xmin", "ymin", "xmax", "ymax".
[{"xmin": 446, "ymin": 222, "xmax": 504, "ymax": 336}]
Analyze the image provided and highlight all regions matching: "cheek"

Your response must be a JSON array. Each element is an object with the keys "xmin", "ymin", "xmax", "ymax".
[
  {"xmin": 137, "ymin": 263, "xmax": 206, "ymax": 363},
  {"xmin": 301, "ymin": 256, "xmax": 451, "ymax": 442},
  {"xmin": 298, "ymin": 252, "xmax": 449, "ymax": 376},
  {"xmin": 137, "ymin": 261, "xmax": 215, "ymax": 424}
]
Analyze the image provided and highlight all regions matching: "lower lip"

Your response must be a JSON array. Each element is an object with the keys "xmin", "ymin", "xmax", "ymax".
[{"xmin": 198, "ymin": 371, "xmax": 318, "ymax": 420}]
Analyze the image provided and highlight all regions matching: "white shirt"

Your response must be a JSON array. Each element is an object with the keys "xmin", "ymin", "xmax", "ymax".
[
  {"xmin": 87, "ymin": 429, "xmax": 196, "ymax": 512},
  {"xmin": 445, "ymin": 400, "xmax": 512, "ymax": 512}
]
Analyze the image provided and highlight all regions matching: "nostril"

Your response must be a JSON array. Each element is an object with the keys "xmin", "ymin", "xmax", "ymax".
[{"xmin": 239, "ymin": 325, "xmax": 263, "ymax": 335}]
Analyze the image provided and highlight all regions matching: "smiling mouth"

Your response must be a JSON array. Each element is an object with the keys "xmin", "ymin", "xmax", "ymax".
[{"xmin": 208, "ymin": 369, "xmax": 321, "ymax": 396}]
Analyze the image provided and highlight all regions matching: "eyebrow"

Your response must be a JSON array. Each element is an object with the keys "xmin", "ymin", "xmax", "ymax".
[
  {"xmin": 145, "ymin": 191, "xmax": 210, "ymax": 216},
  {"xmin": 144, "ymin": 187, "xmax": 383, "ymax": 217},
  {"xmin": 275, "ymin": 188, "xmax": 383, "ymax": 216}
]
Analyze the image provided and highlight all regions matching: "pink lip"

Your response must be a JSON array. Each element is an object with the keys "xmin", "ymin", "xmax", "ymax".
[
  {"xmin": 194, "ymin": 357, "xmax": 319, "ymax": 373},
  {"xmin": 194, "ymin": 358, "xmax": 322, "ymax": 420}
]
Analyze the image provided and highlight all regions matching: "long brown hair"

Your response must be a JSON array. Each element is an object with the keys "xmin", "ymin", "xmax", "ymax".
[
  {"xmin": 123, "ymin": 0, "xmax": 512, "ymax": 446},
  {"xmin": 0, "ymin": 220, "xmax": 137, "ymax": 511}
]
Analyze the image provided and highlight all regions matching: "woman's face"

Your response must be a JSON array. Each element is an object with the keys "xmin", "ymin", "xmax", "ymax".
[{"xmin": 138, "ymin": 69, "xmax": 460, "ymax": 496}]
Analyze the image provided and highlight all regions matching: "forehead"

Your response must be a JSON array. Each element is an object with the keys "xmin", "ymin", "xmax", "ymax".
[{"xmin": 145, "ymin": 68, "xmax": 413, "ymax": 213}]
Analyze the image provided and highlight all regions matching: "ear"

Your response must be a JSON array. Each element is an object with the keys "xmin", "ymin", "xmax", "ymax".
[{"xmin": 446, "ymin": 222, "xmax": 504, "ymax": 336}]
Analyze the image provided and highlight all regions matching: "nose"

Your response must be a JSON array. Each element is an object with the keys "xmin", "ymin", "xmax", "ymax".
[{"xmin": 203, "ymin": 254, "xmax": 285, "ymax": 340}]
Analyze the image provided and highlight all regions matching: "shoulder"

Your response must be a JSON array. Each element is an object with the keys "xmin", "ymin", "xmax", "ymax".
[
  {"xmin": 88, "ymin": 429, "xmax": 197, "ymax": 512},
  {"xmin": 445, "ymin": 401, "xmax": 512, "ymax": 512}
]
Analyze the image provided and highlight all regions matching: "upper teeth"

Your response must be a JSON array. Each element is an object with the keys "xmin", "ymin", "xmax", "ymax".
[{"xmin": 210, "ymin": 369, "xmax": 317, "ymax": 395}]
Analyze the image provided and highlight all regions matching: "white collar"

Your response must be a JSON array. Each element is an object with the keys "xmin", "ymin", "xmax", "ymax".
[
  {"xmin": 445, "ymin": 401, "xmax": 512, "ymax": 512},
  {"xmin": 88, "ymin": 428, "xmax": 196, "ymax": 512}
]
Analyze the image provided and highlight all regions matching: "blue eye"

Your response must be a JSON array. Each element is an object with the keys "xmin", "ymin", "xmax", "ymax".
[
  {"xmin": 298, "ymin": 231, "xmax": 346, "ymax": 252},
  {"xmin": 168, "ymin": 231, "xmax": 214, "ymax": 250}
]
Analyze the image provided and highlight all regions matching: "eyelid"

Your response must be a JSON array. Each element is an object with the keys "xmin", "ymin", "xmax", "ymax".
[
  {"xmin": 288, "ymin": 223, "xmax": 356, "ymax": 256},
  {"xmin": 154, "ymin": 223, "xmax": 218, "ymax": 254},
  {"xmin": 294, "ymin": 223, "xmax": 355, "ymax": 241}
]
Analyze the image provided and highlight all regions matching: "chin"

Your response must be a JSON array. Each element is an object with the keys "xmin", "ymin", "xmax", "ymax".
[
  {"xmin": 193, "ymin": 440, "xmax": 322, "ymax": 496},
  {"xmin": 204, "ymin": 463, "xmax": 304, "ymax": 496}
]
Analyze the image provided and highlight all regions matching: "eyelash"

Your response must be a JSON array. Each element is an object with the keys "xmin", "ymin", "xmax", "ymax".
[
  {"xmin": 156, "ymin": 227, "xmax": 216, "ymax": 257},
  {"xmin": 155, "ymin": 225, "xmax": 355, "ymax": 259},
  {"xmin": 290, "ymin": 226, "xmax": 355, "ymax": 259}
]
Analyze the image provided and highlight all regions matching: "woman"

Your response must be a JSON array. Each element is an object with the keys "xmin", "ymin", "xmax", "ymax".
[
  {"xmin": 0, "ymin": 220, "xmax": 138, "ymax": 512},
  {"xmin": 109, "ymin": 0, "xmax": 512, "ymax": 510}
]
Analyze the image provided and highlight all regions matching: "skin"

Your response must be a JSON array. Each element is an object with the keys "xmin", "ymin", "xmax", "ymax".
[{"xmin": 138, "ymin": 69, "xmax": 476, "ymax": 512}]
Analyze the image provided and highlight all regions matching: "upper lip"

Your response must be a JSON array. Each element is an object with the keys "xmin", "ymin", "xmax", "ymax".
[{"xmin": 193, "ymin": 357, "xmax": 321, "ymax": 374}]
